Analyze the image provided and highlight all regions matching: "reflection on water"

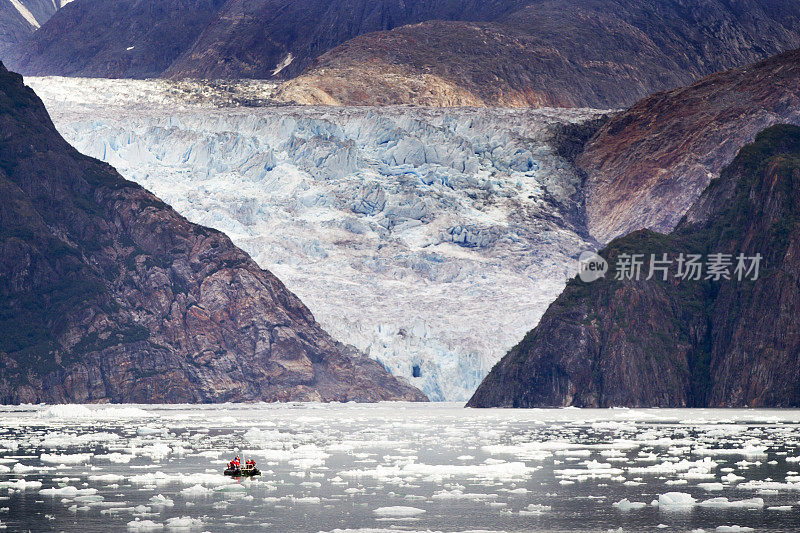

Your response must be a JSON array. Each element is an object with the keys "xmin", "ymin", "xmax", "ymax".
[{"xmin": 1, "ymin": 403, "xmax": 800, "ymax": 532}]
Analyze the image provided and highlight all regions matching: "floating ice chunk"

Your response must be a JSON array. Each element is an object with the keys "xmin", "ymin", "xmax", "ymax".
[
  {"xmin": 738, "ymin": 480, "xmax": 800, "ymax": 491},
  {"xmin": 555, "ymin": 449, "xmax": 591, "ymax": 457},
  {"xmin": 130, "ymin": 471, "xmax": 172, "ymax": 485},
  {"xmin": 629, "ymin": 457, "xmax": 717, "ymax": 475},
  {"xmin": 698, "ymin": 483, "xmax": 724, "ymax": 491},
  {"xmin": 95, "ymin": 453, "xmax": 133, "ymax": 463},
  {"xmin": 180, "ymin": 484, "xmax": 212, "ymax": 497},
  {"xmin": 373, "ymin": 506, "xmax": 426, "ymax": 517},
  {"xmin": 698, "ymin": 498, "xmax": 763, "ymax": 509},
  {"xmin": 127, "ymin": 519, "xmax": 162, "ymax": 531},
  {"xmin": 431, "ymin": 489, "xmax": 496, "ymax": 500},
  {"xmin": 721, "ymin": 473, "xmax": 744, "ymax": 483},
  {"xmin": 613, "ymin": 499, "xmax": 647, "ymax": 511},
  {"xmin": 88, "ymin": 474, "xmax": 124, "ymax": 483},
  {"xmin": 75, "ymin": 494, "xmax": 104, "ymax": 503},
  {"xmin": 39, "ymin": 486, "xmax": 97, "ymax": 497},
  {"xmin": 694, "ymin": 446, "xmax": 767, "ymax": 458},
  {"xmin": 657, "ymin": 492, "xmax": 696, "ymax": 508},
  {"xmin": 767, "ymin": 505, "xmax": 793, "ymax": 511},
  {"xmin": 12, "ymin": 463, "xmax": 42, "ymax": 474},
  {"xmin": 215, "ymin": 484, "xmax": 248, "ymax": 493},
  {"xmin": 165, "ymin": 516, "xmax": 203, "ymax": 530},
  {"xmin": 520, "ymin": 503, "xmax": 551, "ymax": 515},
  {"xmin": 291, "ymin": 496, "xmax": 321, "ymax": 504},
  {"xmin": 0, "ymin": 479, "xmax": 42, "ymax": 491},
  {"xmin": 41, "ymin": 453, "xmax": 92, "ymax": 465},
  {"xmin": 716, "ymin": 526, "xmax": 753, "ymax": 532},
  {"xmin": 149, "ymin": 494, "xmax": 174, "ymax": 507}
]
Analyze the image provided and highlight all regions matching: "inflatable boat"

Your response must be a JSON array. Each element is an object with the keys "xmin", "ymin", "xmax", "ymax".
[{"xmin": 224, "ymin": 466, "xmax": 261, "ymax": 477}]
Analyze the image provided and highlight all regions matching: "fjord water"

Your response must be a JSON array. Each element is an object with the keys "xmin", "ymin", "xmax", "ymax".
[{"xmin": 2, "ymin": 405, "xmax": 800, "ymax": 532}]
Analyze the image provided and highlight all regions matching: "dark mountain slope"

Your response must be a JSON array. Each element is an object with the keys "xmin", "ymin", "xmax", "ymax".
[
  {"xmin": 0, "ymin": 62, "xmax": 426, "ymax": 403},
  {"xmin": 276, "ymin": 0, "xmax": 800, "ymax": 107},
  {"xmin": 468, "ymin": 125, "xmax": 800, "ymax": 408},
  {"xmin": 163, "ymin": 0, "xmax": 530, "ymax": 80},
  {"xmin": 7, "ymin": 0, "xmax": 227, "ymax": 78},
  {"xmin": 579, "ymin": 48, "xmax": 800, "ymax": 244},
  {"xmin": 0, "ymin": 0, "xmax": 66, "ymax": 57}
]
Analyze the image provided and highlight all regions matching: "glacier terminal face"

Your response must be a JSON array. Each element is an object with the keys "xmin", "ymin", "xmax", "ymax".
[{"xmin": 29, "ymin": 77, "xmax": 605, "ymax": 401}]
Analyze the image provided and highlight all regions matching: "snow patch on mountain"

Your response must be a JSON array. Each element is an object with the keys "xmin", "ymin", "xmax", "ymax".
[
  {"xmin": 28, "ymin": 76, "xmax": 605, "ymax": 401},
  {"xmin": 9, "ymin": 0, "xmax": 41, "ymax": 27}
]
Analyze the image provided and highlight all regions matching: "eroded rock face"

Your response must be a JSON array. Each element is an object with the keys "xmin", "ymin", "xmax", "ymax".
[
  {"xmin": 7, "ymin": 0, "xmax": 228, "ymax": 78},
  {"xmin": 580, "ymin": 48, "xmax": 800, "ymax": 244},
  {"xmin": 0, "ymin": 0, "xmax": 65, "ymax": 56},
  {"xmin": 277, "ymin": 0, "xmax": 800, "ymax": 108},
  {"xmin": 468, "ymin": 125, "xmax": 800, "ymax": 408},
  {"xmin": 0, "ymin": 62, "xmax": 426, "ymax": 404}
]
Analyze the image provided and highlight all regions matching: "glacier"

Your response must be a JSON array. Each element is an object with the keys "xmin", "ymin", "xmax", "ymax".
[{"xmin": 28, "ymin": 76, "xmax": 606, "ymax": 401}]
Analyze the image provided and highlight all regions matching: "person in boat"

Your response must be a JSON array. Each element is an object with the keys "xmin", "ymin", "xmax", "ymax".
[
  {"xmin": 245, "ymin": 459, "xmax": 256, "ymax": 470},
  {"xmin": 233, "ymin": 456, "xmax": 240, "ymax": 468}
]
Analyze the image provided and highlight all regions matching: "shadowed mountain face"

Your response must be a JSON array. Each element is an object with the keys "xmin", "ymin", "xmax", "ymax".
[
  {"xmin": 578, "ymin": 48, "xmax": 800, "ymax": 244},
  {"xmin": 0, "ymin": 62, "xmax": 426, "ymax": 404},
  {"xmin": 468, "ymin": 125, "xmax": 800, "ymax": 408},
  {"xmin": 8, "ymin": 0, "xmax": 529, "ymax": 79},
  {"xmin": 0, "ymin": 0, "xmax": 67, "ymax": 57},
  {"xmin": 277, "ymin": 0, "xmax": 800, "ymax": 107},
  {"xmin": 164, "ymin": 0, "xmax": 531, "ymax": 80},
  {"xmin": 8, "ymin": 0, "xmax": 800, "ymax": 101},
  {"xmin": 6, "ymin": 0, "xmax": 228, "ymax": 78}
]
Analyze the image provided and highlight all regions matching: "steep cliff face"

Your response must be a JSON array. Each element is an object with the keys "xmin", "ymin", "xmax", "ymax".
[
  {"xmin": 0, "ymin": 62, "xmax": 426, "ymax": 404},
  {"xmin": 580, "ymin": 48, "xmax": 800, "ymax": 244},
  {"xmin": 276, "ymin": 0, "xmax": 800, "ymax": 108},
  {"xmin": 7, "ymin": 0, "xmax": 227, "ymax": 78},
  {"xmin": 468, "ymin": 125, "xmax": 800, "ymax": 408}
]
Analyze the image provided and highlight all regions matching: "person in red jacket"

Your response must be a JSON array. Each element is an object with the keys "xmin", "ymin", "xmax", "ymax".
[{"xmin": 233, "ymin": 456, "xmax": 240, "ymax": 468}]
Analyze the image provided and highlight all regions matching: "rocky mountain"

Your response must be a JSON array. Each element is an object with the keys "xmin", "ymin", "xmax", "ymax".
[
  {"xmin": 277, "ymin": 0, "xmax": 800, "ymax": 107},
  {"xmin": 0, "ymin": 0, "xmax": 68, "ymax": 57},
  {"xmin": 7, "ymin": 0, "xmax": 227, "ymax": 78},
  {"xmin": 8, "ymin": 0, "xmax": 530, "ymax": 79},
  {"xmin": 8, "ymin": 0, "xmax": 800, "ymax": 104},
  {"xmin": 580, "ymin": 48, "xmax": 800, "ymax": 244},
  {"xmin": 468, "ymin": 124, "xmax": 800, "ymax": 408},
  {"xmin": 163, "ymin": 0, "xmax": 530, "ymax": 80},
  {"xmin": 0, "ymin": 62, "xmax": 426, "ymax": 404}
]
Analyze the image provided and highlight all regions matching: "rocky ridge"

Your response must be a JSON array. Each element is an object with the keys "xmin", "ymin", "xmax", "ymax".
[
  {"xmin": 277, "ymin": 0, "xmax": 800, "ymax": 108},
  {"xmin": 579, "ymin": 48, "xmax": 800, "ymax": 244}
]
